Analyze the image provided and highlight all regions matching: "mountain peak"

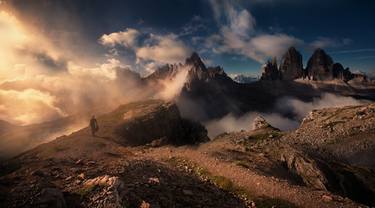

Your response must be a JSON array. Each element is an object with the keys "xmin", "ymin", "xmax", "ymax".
[{"xmin": 185, "ymin": 52, "xmax": 206, "ymax": 70}]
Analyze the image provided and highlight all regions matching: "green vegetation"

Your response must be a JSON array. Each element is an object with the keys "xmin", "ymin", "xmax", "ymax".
[
  {"xmin": 76, "ymin": 184, "xmax": 97, "ymax": 199},
  {"xmin": 234, "ymin": 160, "xmax": 251, "ymax": 169},
  {"xmin": 322, "ymin": 120, "xmax": 346, "ymax": 129},
  {"xmin": 165, "ymin": 156, "xmax": 298, "ymax": 208},
  {"xmin": 52, "ymin": 145, "xmax": 69, "ymax": 152}
]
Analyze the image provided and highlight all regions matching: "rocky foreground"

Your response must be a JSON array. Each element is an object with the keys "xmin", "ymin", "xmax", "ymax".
[{"xmin": 0, "ymin": 100, "xmax": 374, "ymax": 208}]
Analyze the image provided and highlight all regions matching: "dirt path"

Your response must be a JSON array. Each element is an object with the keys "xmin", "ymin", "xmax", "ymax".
[{"xmin": 141, "ymin": 145, "xmax": 358, "ymax": 208}]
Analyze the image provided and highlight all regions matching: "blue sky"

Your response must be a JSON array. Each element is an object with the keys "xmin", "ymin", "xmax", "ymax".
[{"xmin": 7, "ymin": 0, "xmax": 375, "ymax": 76}]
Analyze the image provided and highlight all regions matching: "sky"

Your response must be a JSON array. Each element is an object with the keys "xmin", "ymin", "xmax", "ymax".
[
  {"xmin": 2, "ymin": 0, "xmax": 375, "ymax": 76},
  {"xmin": 0, "ymin": 0, "xmax": 374, "ymax": 125}
]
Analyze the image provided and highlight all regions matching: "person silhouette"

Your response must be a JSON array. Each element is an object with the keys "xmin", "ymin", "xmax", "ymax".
[{"xmin": 89, "ymin": 115, "xmax": 99, "ymax": 136}]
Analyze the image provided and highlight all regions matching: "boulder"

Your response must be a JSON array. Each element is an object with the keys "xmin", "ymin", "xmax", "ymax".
[{"xmin": 252, "ymin": 116, "xmax": 271, "ymax": 130}]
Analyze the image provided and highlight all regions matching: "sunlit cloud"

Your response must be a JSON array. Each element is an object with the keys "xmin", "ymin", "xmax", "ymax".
[
  {"xmin": 206, "ymin": 0, "xmax": 302, "ymax": 63},
  {"xmin": 99, "ymin": 28, "xmax": 140, "ymax": 48}
]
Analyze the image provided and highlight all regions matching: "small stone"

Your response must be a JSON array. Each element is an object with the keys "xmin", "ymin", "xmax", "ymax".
[
  {"xmin": 322, "ymin": 194, "xmax": 333, "ymax": 202},
  {"xmin": 250, "ymin": 201, "xmax": 256, "ymax": 208},
  {"xmin": 65, "ymin": 176, "xmax": 73, "ymax": 181},
  {"xmin": 75, "ymin": 159, "xmax": 83, "ymax": 165},
  {"xmin": 148, "ymin": 177, "xmax": 160, "ymax": 185},
  {"xmin": 139, "ymin": 200, "xmax": 150, "ymax": 208},
  {"xmin": 78, "ymin": 173, "xmax": 85, "ymax": 180}
]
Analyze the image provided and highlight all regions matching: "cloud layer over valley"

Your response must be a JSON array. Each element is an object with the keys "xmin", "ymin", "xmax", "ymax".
[{"xmin": 205, "ymin": 93, "xmax": 367, "ymax": 138}]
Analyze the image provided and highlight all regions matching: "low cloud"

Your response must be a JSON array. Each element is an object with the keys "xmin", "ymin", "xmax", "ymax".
[
  {"xmin": 156, "ymin": 66, "xmax": 189, "ymax": 101},
  {"xmin": 275, "ymin": 93, "xmax": 366, "ymax": 119},
  {"xmin": 205, "ymin": 112, "xmax": 298, "ymax": 138},
  {"xmin": 204, "ymin": 93, "xmax": 368, "ymax": 138}
]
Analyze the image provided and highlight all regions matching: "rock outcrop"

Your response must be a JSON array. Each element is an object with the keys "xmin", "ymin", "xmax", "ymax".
[
  {"xmin": 147, "ymin": 52, "xmax": 233, "ymax": 85},
  {"xmin": 101, "ymin": 100, "xmax": 209, "ymax": 146},
  {"xmin": 252, "ymin": 116, "xmax": 271, "ymax": 130},
  {"xmin": 260, "ymin": 57, "xmax": 280, "ymax": 80},
  {"xmin": 83, "ymin": 175, "xmax": 124, "ymax": 208},
  {"xmin": 279, "ymin": 47, "xmax": 304, "ymax": 80},
  {"xmin": 306, "ymin": 48, "xmax": 334, "ymax": 80}
]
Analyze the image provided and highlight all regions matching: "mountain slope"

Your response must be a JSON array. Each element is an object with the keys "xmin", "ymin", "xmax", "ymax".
[{"xmin": 1, "ymin": 100, "xmax": 374, "ymax": 207}]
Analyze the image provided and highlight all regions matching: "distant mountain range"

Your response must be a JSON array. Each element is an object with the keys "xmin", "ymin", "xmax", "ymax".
[
  {"xmin": 145, "ymin": 51, "xmax": 375, "ymax": 121},
  {"xmin": 261, "ymin": 47, "xmax": 368, "ymax": 82},
  {"xmin": 231, "ymin": 74, "xmax": 258, "ymax": 84}
]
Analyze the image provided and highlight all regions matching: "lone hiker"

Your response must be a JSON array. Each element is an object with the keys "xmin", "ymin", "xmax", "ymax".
[{"xmin": 90, "ymin": 115, "xmax": 99, "ymax": 136}]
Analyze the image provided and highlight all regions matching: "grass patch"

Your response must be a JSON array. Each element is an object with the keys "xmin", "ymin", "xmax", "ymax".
[
  {"xmin": 322, "ymin": 120, "xmax": 346, "ymax": 129},
  {"xmin": 234, "ymin": 160, "xmax": 251, "ymax": 169},
  {"xmin": 76, "ymin": 184, "xmax": 97, "ymax": 199},
  {"xmin": 166, "ymin": 157, "xmax": 251, "ymax": 203},
  {"xmin": 53, "ymin": 146, "xmax": 69, "ymax": 152},
  {"xmin": 165, "ymin": 156, "xmax": 299, "ymax": 208}
]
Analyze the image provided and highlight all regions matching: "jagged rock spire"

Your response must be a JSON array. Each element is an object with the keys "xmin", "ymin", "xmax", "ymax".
[
  {"xmin": 306, "ymin": 48, "xmax": 334, "ymax": 81},
  {"xmin": 185, "ymin": 52, "xmax": 207, "ymax": 71},
  {"xmin": 279, "ymin": 47, "xmax": 303, "ymax": 80}
]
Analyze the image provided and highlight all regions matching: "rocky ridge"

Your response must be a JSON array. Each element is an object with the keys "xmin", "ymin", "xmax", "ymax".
[
  {"xmin": 260, "ymin": 47, "xmax": 368, "ymax": 82},
  {"xmin": 1, "ymin": 101, "xmax": 374, "ymax": 207}
]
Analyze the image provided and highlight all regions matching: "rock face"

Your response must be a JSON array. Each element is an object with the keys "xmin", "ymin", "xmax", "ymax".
[
  {"xmin": 147, "ymin": 52, "xmax": 233, "ymax": 86},
  {"xmin": 260, "ymin": 57, "xmax": 280, "ymax": 80},
  {"xmin": 83, "ymin": 175, "xmax": 124, "ymax": 208},
  {"xmin": 279, "ymin": 47, "xmax": 303, "ymax": 80},
  {"xmin": 100, "ymin": 100, "xmax": 209, "ymax": 146},
  {"xmin": 285, "ymin": 104, "xmax": 375, "ymax": 168},
  {"xmin": 281, "ymin": 103, "xmax": 375, "ymax": 205},
  {"xmin": 279, "ymin": 146, "xmax": 328, "ymax": 190},
  {"xmin": 252, "ymin": 116, "xmax": 271, "ymax": 130},
  {"xmin": 306, "ymin": 49, "xmax": 334, "ymax": 80}
]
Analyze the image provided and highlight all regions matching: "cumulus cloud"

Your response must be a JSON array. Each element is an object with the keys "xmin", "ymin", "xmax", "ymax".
[
  {"xmin": 250, "ymin": 34, "xmax": 303, "ymax": 59},
  {"xmin": 99, "ymin": 29, "xmax": 191, "ymax": 74},
  {"xmin": 136, "ymin": 34, "xmax": 192, "ymax": 64},
  {"xmin": 99, "ymin": 28, "xmax": 140, "ymax": 48},
  {"xmin": 207, "ymin": 0, "xmax": 302, "ymax": 63}
]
